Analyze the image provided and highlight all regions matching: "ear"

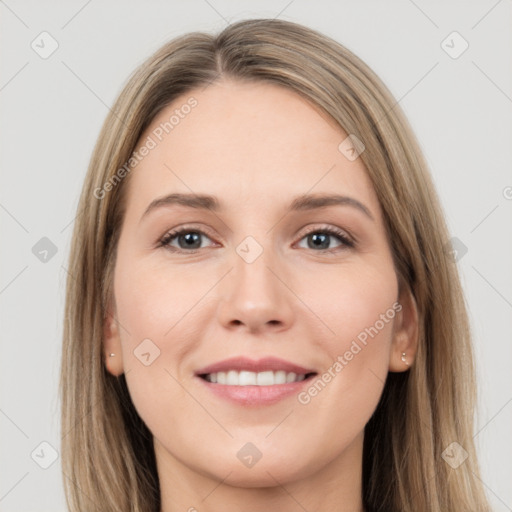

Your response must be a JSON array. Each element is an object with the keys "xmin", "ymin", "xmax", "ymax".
[
  {"xmin": 388, "ymin": 281, "xmax": 419, "ymax": 372},
  {"xmin": 103, "ymin": 302, "xmax": 124, "ymax": 377}
]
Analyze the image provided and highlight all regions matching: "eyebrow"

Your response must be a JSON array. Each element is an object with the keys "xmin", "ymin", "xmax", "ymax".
[{"xmin": 141, "ymin": 192, "xmax": 374, "ymax": 221}]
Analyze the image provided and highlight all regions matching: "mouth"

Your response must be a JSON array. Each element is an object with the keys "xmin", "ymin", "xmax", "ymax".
[{"xmin": 195, "ymin": 356, "xmax": 318, "ymax": 406}]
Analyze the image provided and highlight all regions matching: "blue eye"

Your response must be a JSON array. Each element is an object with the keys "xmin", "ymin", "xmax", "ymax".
[
  {"xmin": 159, "ymin": 229, "xmax": 214, "ymax": 252},
  {"xmin": 158, "ymin": 226, "xmax": 355, "ymax": 253},
  {"xmin": 297, "ymin": 228, "xmax": 354, "ymax": 251}
]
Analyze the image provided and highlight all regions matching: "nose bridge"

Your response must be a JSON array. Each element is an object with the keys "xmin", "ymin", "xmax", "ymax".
[
  {"xmin": 216, "ymin": 235, "xmax": 294, "ymax": 331},
  {"xmin": 235, "ymin": 238, "xmax": 274, "ymax": 293}
]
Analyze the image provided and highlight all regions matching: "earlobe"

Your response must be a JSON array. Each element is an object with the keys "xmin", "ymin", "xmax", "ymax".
[
  {"xmin": 389, "ymin": 285, "xmax": 419, "ymax": 372},
  {"xmin": 103, "ymin": 307, "xmax": 124, "ymax": 377}
]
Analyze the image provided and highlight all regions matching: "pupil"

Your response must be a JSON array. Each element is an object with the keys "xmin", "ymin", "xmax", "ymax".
[
  {"xmin": 180, "ymin": 232, "xmax": 201, "ymax": 248},
  {"xmin": 310, "ymin": 233, "xmax": 329, "ymax": 249}
]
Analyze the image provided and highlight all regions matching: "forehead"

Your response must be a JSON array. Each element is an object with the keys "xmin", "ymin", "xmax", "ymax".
[{"xmin": 124, "ymin": 79, "xmax": 379, "ymax": 219}]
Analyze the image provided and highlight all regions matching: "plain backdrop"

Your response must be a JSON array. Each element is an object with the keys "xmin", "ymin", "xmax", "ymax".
[{"xmin": 1, "ymin": 1, "xmax": 511, "ymax": 510}]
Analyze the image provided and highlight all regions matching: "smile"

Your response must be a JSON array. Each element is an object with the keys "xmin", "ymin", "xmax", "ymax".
[{"xmin": 195, "ymin": 356, "xmax": 318, "ymax": 406}]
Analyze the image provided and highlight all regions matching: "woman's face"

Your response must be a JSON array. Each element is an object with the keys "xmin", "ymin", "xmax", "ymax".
[{"xmin": 105, "ymin": 79, "xmax": 415, "ymax": 488}]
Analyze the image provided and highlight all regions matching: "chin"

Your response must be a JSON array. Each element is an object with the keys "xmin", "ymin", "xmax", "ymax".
[
  {"xmin": 204, "ymin": 460, "xmax": 308, "ymax": 488},
  {"xmin": 186, "ymin": 443, "xmax": 321, "ymax": 489}
]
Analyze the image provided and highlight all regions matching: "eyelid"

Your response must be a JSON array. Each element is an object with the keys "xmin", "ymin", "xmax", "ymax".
[
  {"xmin": 158, "ymin": 223, "xmax": 219, "ymax": 249},
  {"xmin": 297, "ymin": 224, "xmax": 354, "ymax": 242}
]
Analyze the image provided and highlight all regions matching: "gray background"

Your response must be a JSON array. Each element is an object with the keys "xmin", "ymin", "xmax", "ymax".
[{"xmin": 1, "ymin": 1, "xmax": 511, "ymax": 510}]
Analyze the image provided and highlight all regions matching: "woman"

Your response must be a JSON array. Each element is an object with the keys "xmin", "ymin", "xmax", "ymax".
[{"xmin": 60, "ymin": 18, "xmax": 491, "ymax": 511}]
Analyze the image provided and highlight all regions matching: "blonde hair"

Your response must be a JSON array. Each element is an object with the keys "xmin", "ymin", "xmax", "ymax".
[{"xmin": 61, "ymin": 18, "xmax": 490, "ymax": 511}]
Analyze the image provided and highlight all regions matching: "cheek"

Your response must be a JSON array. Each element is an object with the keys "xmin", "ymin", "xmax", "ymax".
[
  {"xmin": 114, "ymin": 257, "xmax": 214, "ymax": 348},
  {"xmin": 112, "ymin": 257, "xmax": 219, "ymax": 416},
  {"xmin": 296, "ymin": 263, "xmax": 398, "ymax": 411},
  {"xmin": 301, "ymin": 262, "xmax": 398, "ymax": 357}
]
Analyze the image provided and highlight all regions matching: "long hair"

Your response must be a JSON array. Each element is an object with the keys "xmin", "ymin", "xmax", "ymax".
[{"xmin": 60, "ymin": 18, "xmax": 491, "ymax": 511}]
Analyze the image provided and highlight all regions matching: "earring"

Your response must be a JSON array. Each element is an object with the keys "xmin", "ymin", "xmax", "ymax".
[
  {"xmin": 401, "ymin": 352, "xmax": 409, "ymax": 366},
  {"xmin": 109, "ymin": 353, "xmax": 115, "ymax": 357}
]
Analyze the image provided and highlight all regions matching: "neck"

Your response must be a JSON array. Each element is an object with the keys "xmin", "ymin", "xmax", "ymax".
[{"xmin": 157, "ymin": 432, "xmax": 365, "ymax": 512}]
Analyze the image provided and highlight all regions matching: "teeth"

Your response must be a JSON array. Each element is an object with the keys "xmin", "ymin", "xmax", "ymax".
[
  {"xmin": 204, "ymin": 370, "xmax": 309, "ymax": 385},
  {"xmin": 239, "ymin": 371, "xmax": 256, "ymax": 385},
  {"xmin": 258, "ymin": 370, "xmax": 279, "ymax": 385}
]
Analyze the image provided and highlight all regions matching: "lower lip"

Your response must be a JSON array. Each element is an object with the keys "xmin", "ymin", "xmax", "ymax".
[{"xmin": 196, "ymin": 376, "xmax": 315, "ymax": 406}]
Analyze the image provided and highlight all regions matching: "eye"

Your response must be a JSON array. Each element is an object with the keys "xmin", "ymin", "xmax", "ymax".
[
  {"xmin": 158, "ymin": 225, "xmax": 355, "ymax": 254},
  {"xmin": 159, "ymin": 227, "xmax": 217, "ymax": 253},
  {"xmin": 296, "ymin": 226, "xmax": 355, "ymax": 252}
]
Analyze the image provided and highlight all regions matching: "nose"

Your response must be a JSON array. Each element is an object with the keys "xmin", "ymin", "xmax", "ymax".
[{"xmin": 216, "ymin": 246, "xmax": 295, "ymax": 334}]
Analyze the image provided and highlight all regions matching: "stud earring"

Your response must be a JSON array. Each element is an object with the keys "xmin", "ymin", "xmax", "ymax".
[
  {"xmin": 109, "ymin": 353, "xmax": 115, "ymax": 357},
  {"xmin": 401, "ymin": 352, "xmax": 409, "ymax": 366}
]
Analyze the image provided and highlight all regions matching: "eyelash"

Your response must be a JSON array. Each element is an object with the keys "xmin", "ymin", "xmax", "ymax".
[{"xmin": 157, "ymin": 224, "xmax": 355, "ymax": 254}]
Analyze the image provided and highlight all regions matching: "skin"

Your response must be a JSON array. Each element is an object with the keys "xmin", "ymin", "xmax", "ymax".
[{"xmin": 104, "ymin": 79, "xmax": 418, "ymax": 512}]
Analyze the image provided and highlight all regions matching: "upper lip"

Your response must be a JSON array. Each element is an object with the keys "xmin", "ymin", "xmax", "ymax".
[{"xmin": 195, "ymin": 356, "xmax": 316, "ymax": 376}]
